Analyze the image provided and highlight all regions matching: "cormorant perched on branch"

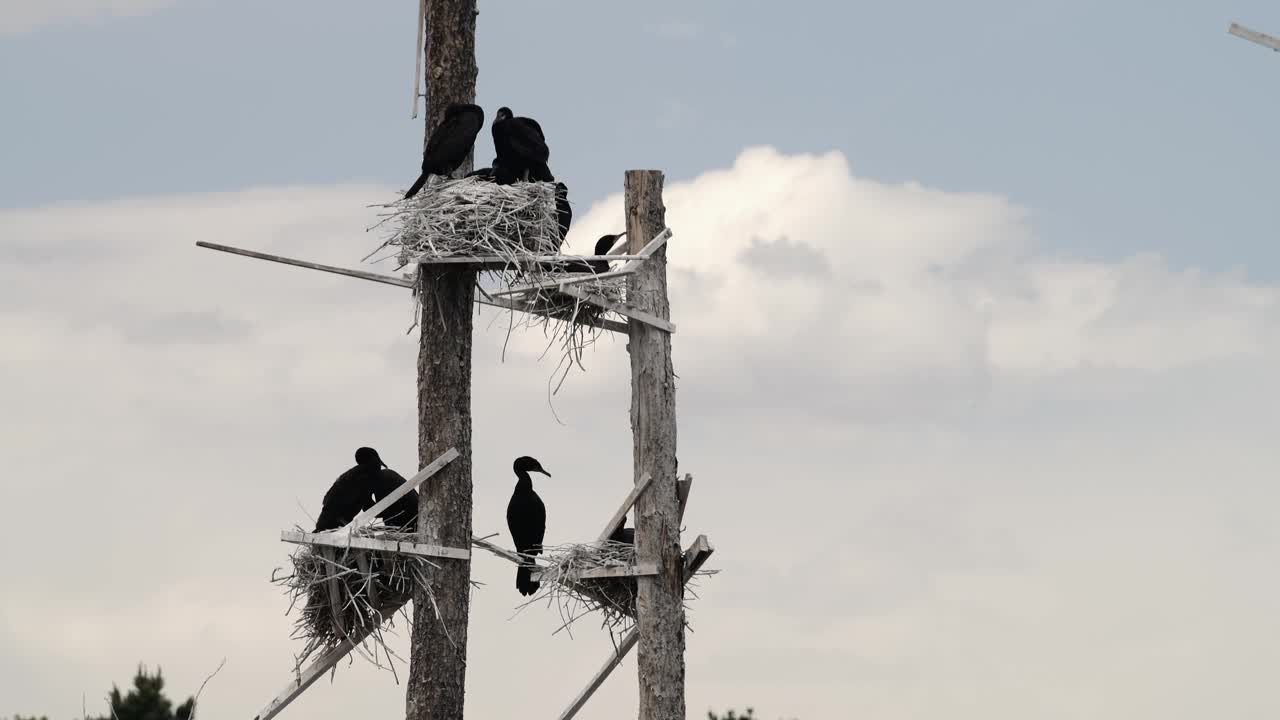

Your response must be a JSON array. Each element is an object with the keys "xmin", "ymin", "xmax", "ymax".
[
  {"xmin": 369, "ymin": 464, "xmax": 419, "ymax": 532},
  {"xmin": 562, "ymin": 233, "xmax": 625, "ymax": 274},
  {"xmin": 404, "ymin": 103, "xmax": 485, "ymax": 199},
  {"xmin": 492, "ymin": 107, "xmax": 553, "ymax": 183},
  {"xmin": 314, "ymin": 447, "xmax": 384, "ymax": 532},
  {"xmin": 506, "ymin": 456, "xmax": 551, "ymax": 596}
]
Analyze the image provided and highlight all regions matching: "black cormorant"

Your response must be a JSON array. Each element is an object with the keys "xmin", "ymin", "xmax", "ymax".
[
  {"xmin": 562, "ymin": 233, "xmax": 625, "ymax": 274},
  {"xmin": 369, "ymin": 463, "xmax": 419, "ymax": 532},
  {"xmin": 404, "ymin": 103, "xmax": 485, "ymax": 199},
  {"xmin": 506, "ymin": 455, "xmax": 551, "ymax": 596},
  {"xmin": 492, "ymin": 107, "xmax": 553, "ymax": 183},
  {"xmin": 313, "ymin": 447, "xmax": 384, "ymax": 532},
  {"xmin": 555, "ymin": 182, "xmax": 572, "ymax": 242},
  {"xmin": 608, "ymin": 515, "xmax": 635, "ymax": 545}
]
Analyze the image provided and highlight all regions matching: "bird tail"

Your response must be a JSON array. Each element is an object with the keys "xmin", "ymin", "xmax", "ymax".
[
  {"xmin": 404, "ymin": 173, "xmax": 428, "ymax": 199},
  {"xmin": 516, "ymin": 563, "xmax": 540, "ymax": 596}
]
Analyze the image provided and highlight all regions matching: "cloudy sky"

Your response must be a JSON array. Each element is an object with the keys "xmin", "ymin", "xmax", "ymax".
[{"xmin": 3, "ymin": 1, "xmax": 1280, "ymax": 719}]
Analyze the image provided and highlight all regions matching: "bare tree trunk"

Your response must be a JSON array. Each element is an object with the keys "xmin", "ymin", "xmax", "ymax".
[
  {"xmin": 408, "ymin": 1, "xmax": 478, "ymax": 718},
  {"xmin": 624, "ymin": 170, "xmax": 686, "ymax": 720}
]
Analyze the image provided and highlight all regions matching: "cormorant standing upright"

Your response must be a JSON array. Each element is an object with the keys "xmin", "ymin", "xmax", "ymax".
[
  {"xmin": 506, "ymin": 456, "xmax": 552, "ymax": 596},
  {"xmin": 404, "ymin": 103, "xmax": 485, "ymax": 199},
  {"xmin": 491, "ymin": 107, "xmax": 553, "ymax": 183},
  {"xmin": 314, "ymin": 447, "xmax": 384, "ymax": 532}
]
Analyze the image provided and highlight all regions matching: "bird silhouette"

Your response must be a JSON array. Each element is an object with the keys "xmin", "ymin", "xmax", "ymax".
[{"xmin": 506, "ymin": 456, "xmax": 551, "ymax": 596}]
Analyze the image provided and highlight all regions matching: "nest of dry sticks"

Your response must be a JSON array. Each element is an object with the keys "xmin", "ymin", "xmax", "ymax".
[
  {"xmin": 370, "ymin": 177, "xmax": 561, "ymax": 266},
  {"xmin": 520, "ymin": 540, "xmax": 716, "ymax": 644},
  {"xmin": 366, "ymin": 177, "xmax": 631, "ymax": 397},
  {"xmin": 271, "ymin": 527, "xmax": 444, "ymax": 675}
]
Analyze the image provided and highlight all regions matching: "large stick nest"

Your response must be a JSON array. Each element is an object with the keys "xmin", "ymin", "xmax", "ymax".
[
  {"xmin": 520, "ymin": 541, "xmax": 716, "ymax": 645},
  {"xmin": 372, "ymin": 177, "xmax": 561, "ymax": 264},
  {"xmin": 271, "ymin": 527, "xmax": 442, "ymax": 676},
  {"xmin": 366, "ymin": 177, "xmax": 633, "ymax": 397}
]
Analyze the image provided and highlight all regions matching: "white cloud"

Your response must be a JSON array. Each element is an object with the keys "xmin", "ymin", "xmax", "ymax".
[
  {"xmin": 3, "ymin": 149, "xmax": 1279, "ymax": 720},
  {"xmin": 0, "ymin": 0, "xmax": 174, "ymax": 36}
]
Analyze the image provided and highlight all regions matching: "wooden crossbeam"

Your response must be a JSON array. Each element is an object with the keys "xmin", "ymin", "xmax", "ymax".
[
  {"xmin": 281, "ymin": 530, "xmax": 470, "ymax": 560},
  {"xmin": 349, "ymin": 447, "xmax": 459, "ymax": 531},
  {"xmin": 531, "ymin": 561, "xmax": 658, "ymax": 583},
  {"xmin": 557, "ymin": 284, "xmax": 676, "ymax": 334},
  {"xmin": 558, "ymin": 535, "xmax": 714, "ymax": 720},
  {"xmin": 195, "ymin": 241, "xmax": 414, "ymax": 288},
  {"xmin": 1230, "ymin": 22, "xmax": 1280, "ymax": 52},
  {"xmin": 194, "ymin": 240, "xmax": 639, "ymax": 335},
  {"xmin": 491, "ymin": 228, "xmax": 673, "ymax": 297},
  {"xmin": 416, "ymin": 253, "xmax": 647, "ymax": 266}
]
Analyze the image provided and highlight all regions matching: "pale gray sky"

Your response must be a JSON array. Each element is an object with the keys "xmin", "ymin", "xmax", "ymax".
[{"xmin": 3, "ymin": 2, "xmax": 1280, "ymax": 720}]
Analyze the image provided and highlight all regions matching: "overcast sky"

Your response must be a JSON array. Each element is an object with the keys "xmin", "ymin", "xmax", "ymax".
[{"xmin": 3, "ymin": 2, "xmax": 1280, "ymax": 719}]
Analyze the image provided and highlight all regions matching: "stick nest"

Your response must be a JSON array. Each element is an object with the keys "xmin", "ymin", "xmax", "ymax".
[
  {"xmin": 271, "ymin": 526, "xmax": 441, "ymax": 676},
  {"xmin": 519, "ymin": 541, "xmax": 716, "ymax": 644},
  {"xmin": 366, "ymin": 178, "xmax": 633, "ymax": 399},
  {"xmin": 372, "ymin": 177, "xmax": 561, "ymax": 265}
]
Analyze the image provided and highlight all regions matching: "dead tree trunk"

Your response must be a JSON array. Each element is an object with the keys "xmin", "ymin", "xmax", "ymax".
[
  {"xmin": 624, "ymin": 170, "xmax": 686, "ymax": 720},
  {"xmin": 407, "ymin": 1, "xmax": 478, "ymax": 718}
]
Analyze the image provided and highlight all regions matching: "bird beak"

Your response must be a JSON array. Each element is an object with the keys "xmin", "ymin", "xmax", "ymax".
[{"xmin": 537, "ymin": 468, "xmax": 552, "ymax": 477}]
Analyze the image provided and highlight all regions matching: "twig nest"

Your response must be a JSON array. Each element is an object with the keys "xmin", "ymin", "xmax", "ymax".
[
  {"xmin": 523, "ymin": 541, "xmax": 641, "ymax": 636},
  {"xmin": 377, "ymin": 177, "xmax": 560, "ymax": 266},
  {"xmin": 272, "ymin": 527, "xmax": 437, "ymax": 672}
]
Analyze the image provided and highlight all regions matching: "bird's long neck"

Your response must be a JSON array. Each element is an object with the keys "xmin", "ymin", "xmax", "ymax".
[{"xmin": 514, "ymin": 470, "xmax": 534, "ymax": 492}]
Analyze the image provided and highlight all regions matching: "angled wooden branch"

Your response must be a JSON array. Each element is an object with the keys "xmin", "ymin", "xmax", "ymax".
[
  {"xmin": 1230, "ymin": 22, "xmax": 1280, "ymax": 52},
  {"xmin": 195, "ymin": 242, "xmax": 414, "ymax": 288},
  {"xmin": 596, "ymin": 472, "xmax": 653, "ymax": 543}
]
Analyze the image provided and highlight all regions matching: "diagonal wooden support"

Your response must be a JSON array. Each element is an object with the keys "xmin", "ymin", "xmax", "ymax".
[
  {"xmin": 349, "ymin": 448, "xmax": 459, "ymax": 531},
  {"xmin": 596, "ymin": 472, "xmax": 653, "ymax": 543},
  {"xmin": 252, "ymin": 601, "xmax": 407, "ymax": 720},
  {"xmin": 195, "ymin": 241, "xmax": 415, "ymax": 288},
  {"xmin": 281, "ymin": 530, "xmax": 470, "ymax": 560},
  {"xmin": 558, "ymin": 534, "xmax": 714, "ymax": 720},
  {"xmin": 1230, "ymin": 22, "xmax": 1280, "ymax": 52},
  {"xmin": 556, "ymin": 284, "xmax": 676, "ymax": 333}
]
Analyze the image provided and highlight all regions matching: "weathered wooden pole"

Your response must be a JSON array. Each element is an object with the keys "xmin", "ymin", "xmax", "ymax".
[
  {"xmin": 624, "ymin": 170, "xmax": 686, "ymax": 720},
  {"xmin": 407, "ymin": 1, "xmax": 478, "ymax": 718}
]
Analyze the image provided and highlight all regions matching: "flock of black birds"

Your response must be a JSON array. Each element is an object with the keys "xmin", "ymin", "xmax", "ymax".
[
  {"xmin": 402, "ymin": 103, "xmax": 623, "ymax": 272},
  {"xmin": 315, "ymin": 106, "xmax": 641, "ymax": 597},
  {"xmin": 314, "ymin": 448, "xmax": 634, "ymax": 597}
]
